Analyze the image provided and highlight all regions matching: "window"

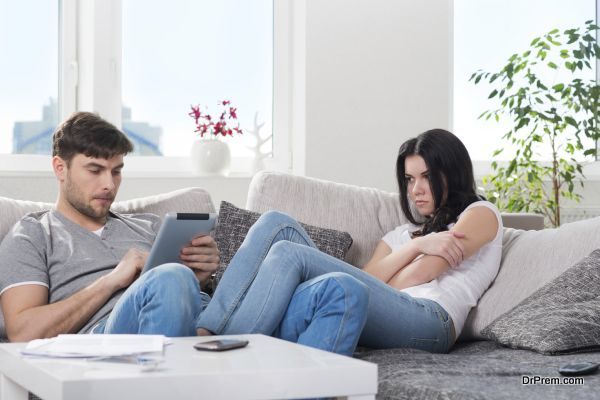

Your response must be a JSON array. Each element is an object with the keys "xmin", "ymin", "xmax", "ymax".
[
  {"xmin": 0, "ymin": 0, "xmax": 277, "ymax": 174},
  {"xmin": 453, "ymin": 0, "xmax": 597, "ymax": 161},
  {"xmin": 121, "ymin": 0, "xmax": 273, "ymax": 159},
  {"xmin": 0, "ymin": 0, "xmax": 59, "ymax": 155}
]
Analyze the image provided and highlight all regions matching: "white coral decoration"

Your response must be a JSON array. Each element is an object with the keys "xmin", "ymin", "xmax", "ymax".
[{"xmin": 246, "ymin": 112, "xmax": 272, "ymax": 172}]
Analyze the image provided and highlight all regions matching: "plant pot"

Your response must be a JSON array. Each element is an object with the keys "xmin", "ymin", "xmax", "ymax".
[{"xmin": 190, "ymin": 138, "xmax": 231, "ymax": 175}]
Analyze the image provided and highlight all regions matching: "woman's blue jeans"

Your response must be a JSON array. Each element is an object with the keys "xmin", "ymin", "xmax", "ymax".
[{"xmin": 197, "ymin": 211, "xmax": 454, "ymax": 354}]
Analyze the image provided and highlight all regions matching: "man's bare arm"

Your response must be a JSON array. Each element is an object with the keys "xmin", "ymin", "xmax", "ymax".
[
  {"xmin": 1, "ymin": 277, "xmax": 118, "ymax": 342},
  {"xmin": 1, "ymin": 248, "xmax": 146, "ymax": 342}
]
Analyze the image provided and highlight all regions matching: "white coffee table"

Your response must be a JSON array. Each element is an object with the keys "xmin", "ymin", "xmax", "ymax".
[{"xmin": 0, "ymin": 334, "xmax": 377, "ymax": 399}]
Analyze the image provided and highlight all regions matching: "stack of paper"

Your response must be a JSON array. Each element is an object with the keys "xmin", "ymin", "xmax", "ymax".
[{"xmin": 21, "ymin": 334, "xmax": 167, "ymax": 358}]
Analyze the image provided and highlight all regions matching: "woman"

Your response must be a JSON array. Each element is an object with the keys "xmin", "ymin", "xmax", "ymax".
[{"xmin": 197, "ymin": 129, "xmax": 502, "ymax": 353}]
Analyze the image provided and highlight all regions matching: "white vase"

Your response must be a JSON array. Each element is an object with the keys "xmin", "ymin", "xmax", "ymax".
[{"xmin": 190, "ymin": 138, "xmax": 231, "ymax": 175}]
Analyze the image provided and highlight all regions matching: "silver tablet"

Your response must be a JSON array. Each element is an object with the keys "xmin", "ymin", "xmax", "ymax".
[{"xmin": 142, "ymin": 212, "xmax": 217, "ymax": 274}]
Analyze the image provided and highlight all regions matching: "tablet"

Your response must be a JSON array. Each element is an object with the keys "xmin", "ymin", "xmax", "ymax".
[{"xmin": 142, "ymin": 212, "xmax": 217, "ymax": 274}]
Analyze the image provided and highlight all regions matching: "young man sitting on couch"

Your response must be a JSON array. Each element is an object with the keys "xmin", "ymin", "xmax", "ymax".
[{"xmin": 0, "ymin": 112, "xmax": 368, "ymax": 356}]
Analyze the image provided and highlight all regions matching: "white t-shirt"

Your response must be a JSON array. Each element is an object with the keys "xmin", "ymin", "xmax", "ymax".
[{"xmin": 381, "ymin": 201, "xmax": 503, "ymax": 338}]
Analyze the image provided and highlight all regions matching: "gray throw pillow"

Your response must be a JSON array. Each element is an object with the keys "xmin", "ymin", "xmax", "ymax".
[
  {"xmin": 213, "ymin": 201, "xmax": 353, "ymax": 285},
  {"xmin": 481, "ymin": 249, "xmax": 600, "ymax": 355}
]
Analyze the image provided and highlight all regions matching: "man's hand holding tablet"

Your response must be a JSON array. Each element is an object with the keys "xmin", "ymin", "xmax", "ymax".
[
  {"xmin": 143, "ymin": 213, "xmax": 218, "ymax": 279},
  {"xmin": 179, "ymin": 231, "xmax": 221, "ymax": 285}
]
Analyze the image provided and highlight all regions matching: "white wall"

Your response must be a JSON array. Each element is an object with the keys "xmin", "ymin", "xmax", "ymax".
[{"xmin": 293, "ymin": 0, "xmax": 452, "ymax": 193}]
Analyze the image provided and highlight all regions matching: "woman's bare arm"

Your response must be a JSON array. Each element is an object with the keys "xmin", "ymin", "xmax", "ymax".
[
  {"xmin": 387, "ymin": 206, "xmax": 499, "ymax": 290},
  {"xmin": 362, "ymin": 240, "xmax": 421, "ymax": 283}
]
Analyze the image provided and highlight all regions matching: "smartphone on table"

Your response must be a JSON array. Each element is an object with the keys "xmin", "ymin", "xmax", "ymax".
[{"xmin": 193, "ymin": 339, "xmax": 249, "ymax": 352}]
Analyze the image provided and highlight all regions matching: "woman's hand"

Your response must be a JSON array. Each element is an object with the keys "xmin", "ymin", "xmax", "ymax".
[{"xmin": 411, "ymin": 231, "xmax": 466, "ymax": 267}]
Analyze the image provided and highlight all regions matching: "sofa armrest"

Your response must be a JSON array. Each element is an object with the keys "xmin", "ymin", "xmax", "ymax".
[{"xmin": 500, "ymin": 213, "xmax": 544, "ymax": 230}]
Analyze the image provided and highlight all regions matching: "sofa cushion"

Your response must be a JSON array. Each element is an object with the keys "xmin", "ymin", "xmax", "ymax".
[
  {"xmin": 246, "ymin": 171, "xmax": 406, "ymax": 267},
  {"xmin": 481, "ymin": 249, "xmax": 600, "ymax": 354},
  {"xmin": 461, "ymin": 217, "xmax": 600, "ymax": 341},
  {"xmin": 111, "ymin": 187, "xmax": 216, "ymax": 216},
  {"xmin": 213, "ymin": 201, "xmax": 354, "ymax": 285},
  {"xmin": 356, "ymin": 340, "xmax": 600, "ymax": 400},
  {"xmin": 0, "ymin": 197, "xmax": 52, "ymax": 244}
]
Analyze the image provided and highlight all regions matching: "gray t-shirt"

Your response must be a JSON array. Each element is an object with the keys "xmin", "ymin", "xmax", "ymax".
[{"xmin": 0, "ymin": 209, "xmax": 160, "ymax": 334}]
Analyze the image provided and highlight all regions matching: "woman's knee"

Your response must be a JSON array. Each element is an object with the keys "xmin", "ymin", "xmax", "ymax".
[
  {"xmin": 269, "ymin": 241, "xmax": 310, "ymax": 264},
  {"xmin": 257, "ymin": 210, "xmax": 296, "ymax": 228},
  {"xmin": 269, "ymin": 240, "xmax": 295, "ymax": 255}
]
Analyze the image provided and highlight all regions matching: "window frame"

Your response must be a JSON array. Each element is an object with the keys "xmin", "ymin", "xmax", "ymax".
[{"xmin": 0, "ymin": 0, "xmax": 289, "ymax": 176}]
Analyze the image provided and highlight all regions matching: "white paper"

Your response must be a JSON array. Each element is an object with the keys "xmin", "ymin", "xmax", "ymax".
[{"xmin": 21, "ymin": 334, "xmax": 166, "ymax": 358}]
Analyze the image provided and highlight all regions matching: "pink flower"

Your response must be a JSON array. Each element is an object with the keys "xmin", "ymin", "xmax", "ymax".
[
  {"xmin": 188, "ymin": 100, "xmax": 243, "ymax": 138},
  {"xmin": 189, "ymin": 105, "xmax": 201, "ymax": 124}
]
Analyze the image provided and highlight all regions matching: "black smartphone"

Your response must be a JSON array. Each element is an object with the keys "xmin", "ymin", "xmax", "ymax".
[
  {"xmin": 193, "ymin": 339, "xmax": 249, "ymax": 352},
  {"xmin": 558, "ymin": 362, "xmax": 600, "ymax": 376}
]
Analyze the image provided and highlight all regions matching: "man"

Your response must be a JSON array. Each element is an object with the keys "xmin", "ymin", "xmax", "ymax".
[{"xmin": 0, "ymin": 112, "xmax": 367, "ymax": 356}]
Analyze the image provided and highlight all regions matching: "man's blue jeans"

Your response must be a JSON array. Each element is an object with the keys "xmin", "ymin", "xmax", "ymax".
[
  {"xmin": 97, "ymin": 264, "xmax": 209, "ymax": 337},
  {"xmin": 197, "ymin": 211, "xmax": 455, "ymax": 354}
]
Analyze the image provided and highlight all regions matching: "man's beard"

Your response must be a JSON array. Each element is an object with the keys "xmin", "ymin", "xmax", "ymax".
[{"xmin": 65, "ymin": 178, "xmax": 112, "ymax": 221}]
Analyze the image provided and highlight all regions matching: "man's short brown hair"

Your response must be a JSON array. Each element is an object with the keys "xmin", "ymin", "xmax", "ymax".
[{"xmin": 52, "ymin": 112, "xmax": 134, "ymax": 164}]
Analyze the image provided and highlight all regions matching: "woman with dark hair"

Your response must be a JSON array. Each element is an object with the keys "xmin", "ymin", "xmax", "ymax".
[{"xmin": 196, "ymin": 129, "xmax": 502, "ymax": 353}]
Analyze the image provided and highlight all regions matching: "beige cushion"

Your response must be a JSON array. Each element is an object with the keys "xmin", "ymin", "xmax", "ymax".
[
  {"xmin": 460, "ymin": 217, "xmax": 600, "ymax": 341},
  {"xmin": 246, "ymin": 171, "xmax": 407, "ymax": 267},
  {"xmin": 111, "ymin": 187, "xmax": 216, "ymax": 216},
  {"xmin": 0, "ymin": 198, "xmax": 53, "ymax": 243}
]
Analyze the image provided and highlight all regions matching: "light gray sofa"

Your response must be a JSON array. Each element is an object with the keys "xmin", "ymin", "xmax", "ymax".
[
  {"xmin": 1, "ymin": 171, "xmax": 600, "ymax": 400},
  {"xmin": 246, "ymin": 171, "xmax": 600, "ymax": 400}
]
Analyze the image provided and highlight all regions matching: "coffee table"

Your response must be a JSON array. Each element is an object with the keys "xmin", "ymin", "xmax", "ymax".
[{"xmin": 0, "ymin": 334, "xmax": 377, "ymax": 399}]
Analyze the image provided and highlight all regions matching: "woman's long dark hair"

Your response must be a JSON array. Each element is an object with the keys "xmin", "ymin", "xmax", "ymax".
[{"xmin": 396, "ymin": 129, "xmax": 481, "ymax": 236}]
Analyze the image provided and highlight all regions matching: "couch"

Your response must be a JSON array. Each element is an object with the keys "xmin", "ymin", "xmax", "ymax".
[{"xmin": 1, "ymin": 170, "xmax": 600, "ymax": 400}]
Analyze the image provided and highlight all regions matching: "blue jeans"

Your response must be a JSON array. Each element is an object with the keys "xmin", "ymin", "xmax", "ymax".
[
  {"xmin": 197, "ymin": 211, "xmax": 455, "ymax": 353},
  {"xmin": 93, "ymin": 251, "xmax": 369, "ymax": 356},
  {"xmin": 96, "ymin": 263, "xmax": 210, "ymax": 336}
]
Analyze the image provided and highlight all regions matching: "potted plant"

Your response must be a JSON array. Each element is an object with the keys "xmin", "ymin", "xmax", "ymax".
[
  {"xmin": 471, "ymin": 20, "xmax": 600, "ymax": 227},
  {"xmin": 188, "ymin": 100, "xmax": 243, "ymax": 175}
]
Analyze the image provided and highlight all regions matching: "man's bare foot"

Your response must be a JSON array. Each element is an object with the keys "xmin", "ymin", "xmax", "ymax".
[{"xmin": 196, "ymin": 328, "xmax": 213, "ymax": 336}]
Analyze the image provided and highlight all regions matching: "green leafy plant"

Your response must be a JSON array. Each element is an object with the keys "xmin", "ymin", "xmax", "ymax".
[{"xmin": 471, "ymin": 20, "xmax": 600, "ymax": 227}]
